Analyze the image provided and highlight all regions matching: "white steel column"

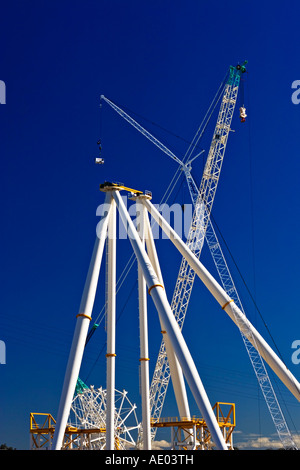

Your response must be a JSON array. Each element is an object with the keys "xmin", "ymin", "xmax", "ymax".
[
  {"xmin": 113, "ymin": 190, "xmax": 228, "ymax": 451},
  {"xmin": 136, "ymin": 200, "xmax": 151, "ymax": 450},
  {"xmin": 143, "ymin": 198, "xmax": 300, "ymax": 403},
  {"xmin": 52, "ymin": 193, "xmax": 111, "ymax": 450},
  {"xmin": 106, "ymin": 195, "xmax": 117, "ymax": 450},
  {"xmin": 143, "ymin": 204, "xmax": 191, "ymax": 422},
  {"xmin": 171, "ymin": 426, "xmax": 175, "ymax": 449}
]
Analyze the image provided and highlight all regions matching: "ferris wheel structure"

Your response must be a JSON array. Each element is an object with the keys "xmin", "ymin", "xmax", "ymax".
[
  {"xmin": 68, "ymin": 382, "xmax": 140, "ymax": 450},
  {"xmin": 99, "ymin": 62, "xmax": 298, "ymax": 450},
  {"xmin": 49, "ymin": 62, "xmax": 300, "ymax": 451}
]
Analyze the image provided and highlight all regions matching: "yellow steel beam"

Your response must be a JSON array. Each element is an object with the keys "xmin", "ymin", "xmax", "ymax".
[
  {"xmin": 99, "ymin": 181, "xmax": 143, "ymax": 194},
  {"xmin": 151, "ymin": 403, "xmax": 236, "ymax": 429}
]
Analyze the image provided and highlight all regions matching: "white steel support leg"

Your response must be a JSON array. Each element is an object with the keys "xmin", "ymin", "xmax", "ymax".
[
  {"xmin": 142, "ymin": 198, "xmax": 300, "ymax": 403},
  {"xmin": 52, "ymin": 193, "xmax": 111, "ymax": 450},
  {"xmin": 192, "ymin": 424, "xmax": 197, "ymax": 449},
  {"xmin": 136, "ymin": 201, "xmax": 151, "ymax": 450},
  {"xmin": 143, "ymin": 206, "xmax": 191, "ymax": 422},
  {"xmin": 106, "ymin": 195, "xmax": 117, "ymax": 450},
  {"xmin": 113, "ymin": 190, "xmax": 228, "ymax": 451},
  {"xmin": 171, "ymin": 426, "xmax": 175, "ymax": 449},
  {"xmin": 200, "ymin": 426, "xmax": 204, "ymax": 450}
]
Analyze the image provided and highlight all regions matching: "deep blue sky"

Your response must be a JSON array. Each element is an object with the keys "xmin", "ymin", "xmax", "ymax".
[{"xmin": 1, "ymin": 0, "xmax": 300, "ymax": 450}]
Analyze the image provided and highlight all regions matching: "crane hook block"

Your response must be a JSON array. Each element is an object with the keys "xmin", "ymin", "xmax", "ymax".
[{"xmin": 239, "ymin": 106, "xmax": 247, "ymax": 123}]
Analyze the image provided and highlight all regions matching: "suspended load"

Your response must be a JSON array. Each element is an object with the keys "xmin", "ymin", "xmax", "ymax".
[
  {"xmin": 239, "ymin": 106, "xmax": 247, "ymax": 123},
  {"xmin": 95, "ymin": 139, "xmax": 104, "ymax": 164}
]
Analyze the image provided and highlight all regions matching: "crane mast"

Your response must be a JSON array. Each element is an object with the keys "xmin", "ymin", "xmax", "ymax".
[
  {"xmin": 100, "ymin": 62, "xmax": 297, "ymax": 449},
  {"xmin": 205, "ymin": 221, "xmax": 297, "ymax": 449},
  {"xmin": 149, "ymin": 63, "xmax": 245, "ymax": 427},
  {"xmin": 147, "ymin": 69, "xmax": 296, "ymax": 448},
  {"xmin": 171, "ymin": 168, "xmax": 297, "ymax": 448}
]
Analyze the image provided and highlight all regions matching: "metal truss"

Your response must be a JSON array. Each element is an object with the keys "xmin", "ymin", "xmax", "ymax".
[
  {"xmin": 149, "ymin": 65, "xmax": 243, "ymax": 429},
  {"xmin": 205, "ymin": 219, "xmax": 297, "ymax": 449},
  {"xmin": 100, "ymin": 63, "xmax": 297, "ymax": 449},
  {"xmin": 147, "ymin": 64, "xmax": 297, "ymax": 449},
  {"xmin": 69, "ymin": 385, "xmax": 140, "ymax": 450}
]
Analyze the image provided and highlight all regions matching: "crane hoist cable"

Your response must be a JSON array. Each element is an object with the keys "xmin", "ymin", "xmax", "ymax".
[
  {"xmin": 85, "ymin": 70, "xmax": 232, "ymax": 349},
  {"xmin": 87, "ymin": 63, "xmax": 298, "ymax": 450},
  {"xmin": 210, "ymin": 211, "xmax": 286, "ymax": 365},
  {"xmin": 239, "ymin": 68, "xmax": 247, "ymax": 123}
]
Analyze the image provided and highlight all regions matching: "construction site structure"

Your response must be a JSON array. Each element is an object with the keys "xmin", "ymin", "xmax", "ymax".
[
  {"xmin": 100, "ymin": 61, "xmax": 298, "ymax": 449},
  {"xmin": 33, "ymin": 63, "xmax": 299, "ymax": 451},
  {"xmin": 151, "ymin": 402, "xmax": 235, "ymax": 450},
  {"xmin": 30, "ymin": 382, "xmax": 141, "ymax": 450},
  {"xmin": 30, "ymin": 401, "xmax": 235, "ymax": 450},
  {"xmin": 47, "ymin": 183, "xmax": 300, "ymax": 451},
  {"xmin": 30, "ymin": 412, "xmax": 106, "ymax": 450}
]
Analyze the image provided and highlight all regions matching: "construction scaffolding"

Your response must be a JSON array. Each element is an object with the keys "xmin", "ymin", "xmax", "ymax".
[
  {"xmin": 151, "ymin": 402, "xmax": 235, "ymax": 450},
  {"xmin": 30, "ymin": 402, "xmax": 235, "ymax": 450},
  {"xmin": 30, "ymin": 412, "xmax": 107, "ymax": 450}
]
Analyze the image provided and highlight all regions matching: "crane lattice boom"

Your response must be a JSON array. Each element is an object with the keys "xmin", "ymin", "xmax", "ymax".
[
  {"xmin": 100, "ymin": 62, "xmax": 297, "ymax": 449},
  {"xmin": 149, "ymin": 64, "xmax": 244, "ymax": 427}
]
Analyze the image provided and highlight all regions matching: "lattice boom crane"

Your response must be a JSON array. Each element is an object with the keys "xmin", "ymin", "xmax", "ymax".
[
  {"xmin": 100, "ymin": 62, "xmax": 298, "ymax": 449},
  {"xmin": 149, "ymin": 63, "xmax": 246, "ymax": 428},
  {"xmin": 101, "ymin": 64, "xmax": 245, "ymax": 432}
]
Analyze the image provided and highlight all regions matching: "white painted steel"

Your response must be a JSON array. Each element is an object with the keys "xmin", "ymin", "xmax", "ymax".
[
  {"xmin": 121, "ymin": 64, "xmax": 296, "ymax": 447},
  {"xmin": 52, "ymin": 192, "xmax": 111, "ymax": 450},
  {"xmin": 143, "ymin": 208, "xmax": 191, "ymax": 423},
  {"xmin": 205, "ymin": 217, "xmax": 297, "ymax": 449},
  {"xmin": 106, "ymin": 196, "xmax": 117, "ymax": 450},
  {"xmin": 113, "ymin": 190, "xmax": 228, "ymax": 451},
  {"xmin": 136, "ymin": 201, "xmax": 151, "ymax": 449},
  {"xmin": 69, "ymin": 386, "xmax": 140, "ymax": 449},
  {"xmin": 101, "ymin": 96, "xmax": 184, "ymax": 168},
  {"xmin": 182, "ymin": 175, "xmax": 296, "ymax": 448},
  {"xmin": 143, "ymin": 198, "xmax": 300, "ymax": 403},
  {"xmin": 148, "ymin": 68, "xmax": 241, "ymax": 430}
]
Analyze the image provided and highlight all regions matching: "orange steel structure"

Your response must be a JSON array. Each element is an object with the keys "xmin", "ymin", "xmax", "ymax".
[{"xmin": 151, "ymin": 402, "xmax": 236, "ymax": 450}]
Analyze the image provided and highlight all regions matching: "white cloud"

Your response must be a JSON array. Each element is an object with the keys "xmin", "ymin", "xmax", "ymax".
[
  {"xmin": 235, "ymin": 433, "xmax": 300, "ymax": 450},
  {"xmin": 151, "ymin": 439, "xmax": 171, "ymax": 450}
]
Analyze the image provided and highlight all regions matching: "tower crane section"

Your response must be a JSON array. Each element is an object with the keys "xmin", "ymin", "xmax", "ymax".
[
  {"xmin": 182, "ymin": 178, "xmax": 297, "ymax": 449},
  {"xmin": 149, "ymin": 63, "xmax": 246, "ymax": 428},
  {"xmin": 205, "ymin": 220, "xmax": 297, "ymax": 449},
  {"xmin": 99, "ymin": 62, "xmax": 298, "ymax": 449},
  {"xmin": 100, "ymin": 63, "xmax": 246, "ymax": 432},
  {"xmin": 128, "ymin": 65, "xmax": 295, "ymax": 448},
  {"xmin": 100, "ymin": 95, "xmax": 186, "ymax": 169},
  {"xmin": 139, "ymin": 65, "xmax": 296, "ymax": 449}
]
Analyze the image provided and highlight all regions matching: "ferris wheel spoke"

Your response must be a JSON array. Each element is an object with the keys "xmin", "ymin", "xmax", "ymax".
[{"xmin": 68, "ymin": 386, "xmax": 140, "ymax": 449}]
